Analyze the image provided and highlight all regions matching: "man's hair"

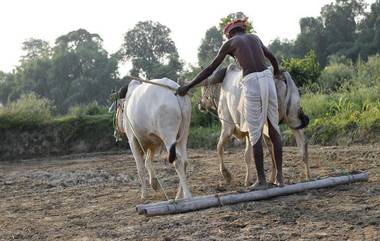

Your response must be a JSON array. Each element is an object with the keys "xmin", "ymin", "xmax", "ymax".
[{"xmin": 229, "ymin": 26, "xmax": 245, "ymax": 36}]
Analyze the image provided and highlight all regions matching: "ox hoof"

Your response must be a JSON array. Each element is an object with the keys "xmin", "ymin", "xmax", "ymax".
[
  {"xmin": 140, "ymin": 192, "xmax": 148, "ymax": 200},
  {"xmin": 150, "ymin": 178, "xmax": 160, "ymax": 192},
  {"xmin": 244, "ymin": 179, "xmax": 253, "ymax": 187},
  {"xmin": 182, "ymin": 194, "xmax": 192, "ymax": 200},
  {"xmin": 249, "ymin": 181, "xmax": 268, "ymax": 191},
  {"xmin": 274, "ymin": 182, "xmax": 285, "ymax": 188}
]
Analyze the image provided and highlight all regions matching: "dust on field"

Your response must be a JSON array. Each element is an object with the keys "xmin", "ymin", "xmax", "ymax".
[{"xmin": 0, "ymin": 145, "xmax": 379, "ymax": 240}]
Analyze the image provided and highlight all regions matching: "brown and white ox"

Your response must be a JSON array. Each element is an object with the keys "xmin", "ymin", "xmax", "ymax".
[
  {"xmin": 113, "ymin": 78, "xmax": 192, "ymax": 200},
  {"xmin": 199, "ymin": 64, "xmax": 311, "ymax": 186}
]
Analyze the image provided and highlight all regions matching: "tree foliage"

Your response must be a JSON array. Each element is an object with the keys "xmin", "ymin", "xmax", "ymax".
[
  {"xmin": 281, "ymin": 51, "xmax": 322, "ymax": 88},
  {"xmin": 197, "ymin": 26, "xmax": 224, "ymax": 68},
  {"xmin": 0, "ymin": 29, "xmax": 119, "ymax": 113},
  {"xmin": 120, "ymin": 21, "xmax": 182, "ymax": 80},
  {"xmin": 269, "ymin": 0, "xmax": 379, "ymax": 66}
]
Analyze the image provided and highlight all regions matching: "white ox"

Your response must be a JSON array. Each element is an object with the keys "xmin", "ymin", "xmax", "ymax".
[
  {"xmin": 114, "ymin": 78, "xmax": 192, "ymax": 200},
  {"xmin": 199, "ymin": 64, "xmax": 311, "ymax": 186}
]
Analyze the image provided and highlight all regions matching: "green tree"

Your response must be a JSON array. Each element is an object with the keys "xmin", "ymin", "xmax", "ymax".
[
  {"xmin": 0, "ymin": 71, "xmax": 16, "ymax": 104},
  {"xmin": 120, "ymin": 21, "xmax": 182, "ymax": 80},
  {"xmin": 197, "ymin": 26, "xmax": 224, "ymax": 68},
  {"xmin": 356, "ymin": 0, "xmax": 380, "ymax": 58},
  {"xmin": 20, "ymin": 38, "xmax": 51, "ymax": 63},
  {"xmin": 293, "ymin": 17, "xmax": 327, "ymax": 65},
  {"xmin": 8, "ymin": 29, "xmax": 119, "ymax": 113},
  {"xmin": 269, "ymin": 0, "xmax": 368, "ymax": 66},
  {"xmin": 50, "ymin": 29, "xmax": 119, "ymax": 112},
  {"xmin": 268, "ymin": 38, "xmax": 296, "ymax": 60},
  {"xmin": 321, "ymin": 0, "xmax": 366, "ymax": 59},
  {"xmin": 9, "ymin": 38, "xmax": 53, "ymax": 102}
]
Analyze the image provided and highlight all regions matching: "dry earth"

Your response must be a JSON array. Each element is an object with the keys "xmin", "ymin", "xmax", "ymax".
[{"xmin": 0, "ymin": 145, "xmax": 379, "ymax": 240}]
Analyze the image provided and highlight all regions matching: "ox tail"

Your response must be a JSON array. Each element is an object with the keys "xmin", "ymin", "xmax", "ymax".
[
  {"xmin": 294, "ymin": 109, "xmax": 310, "ymax": 130},
  {"xmin": 283, "ymin": 71, "xmax": 295, "ymax": 117},
  {"xmin": 168, "ymin": 142, "xmax": 177, "ymax": 163}
]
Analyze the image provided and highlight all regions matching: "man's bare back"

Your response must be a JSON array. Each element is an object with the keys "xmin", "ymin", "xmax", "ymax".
[
  {"xmin": 225, "ymin": 33, "xmax": 269, "ymax": 76},
  {"xmin": 176, "ymin": 31, "xmax": 280, "ymax": 95}
]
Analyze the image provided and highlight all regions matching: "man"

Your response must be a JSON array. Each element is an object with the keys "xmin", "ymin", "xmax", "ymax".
[{"xmin": 176, "ymin": 18, "xmax": 283, "ymax": 190}]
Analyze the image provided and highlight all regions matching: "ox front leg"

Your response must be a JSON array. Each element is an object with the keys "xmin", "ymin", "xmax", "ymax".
[
  {"xmin": 130, "ymin": 139, "xmax": 148, "ymax": 199},
  {"xmin": 244, "ymin": 136, "xmax": 254, "ymax": 186},
  {"xmin": 217, "ymin": 130, "xmax": 232, "ymax": 185},
  {"xmin": 292, "ymin": 129, "xmax": 311, "ymax": 180}
]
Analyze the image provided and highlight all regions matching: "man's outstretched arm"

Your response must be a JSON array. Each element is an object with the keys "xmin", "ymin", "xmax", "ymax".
[{"xmin": 177, "ymin": 42, "xmax": 230, "ymax": 96}]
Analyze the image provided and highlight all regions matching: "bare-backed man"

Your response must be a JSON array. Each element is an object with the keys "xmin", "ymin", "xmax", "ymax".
[{"xmin": 177, "ymin": 18, "xmax": 284, "ymax": 189}]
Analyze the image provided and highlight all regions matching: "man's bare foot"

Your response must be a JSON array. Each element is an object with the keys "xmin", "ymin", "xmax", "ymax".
[{"xmin": 249, "ymin": 181, "xmax": 268, "ymax": 191}]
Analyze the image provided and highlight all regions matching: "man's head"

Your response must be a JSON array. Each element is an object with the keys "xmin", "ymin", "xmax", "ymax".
[{"xmin": 223, "ymin": 17, "xmax": 248, "ymax": 39}]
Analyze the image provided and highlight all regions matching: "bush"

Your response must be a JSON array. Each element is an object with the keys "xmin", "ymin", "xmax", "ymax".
[
  {"xmin": 302, "ymin": 85, "xmax": 380, "ymax": 145},
  {"xmin": 355, "ymin": 55, "xmax": 380, "ymax": 87},
  {"xmin": 0, "ymin": 93, "xmax": 55, "ymax": 128},
  {"xmin": 68, "ymin": 101, "xmax": 109, "ymax": 117},
  {"xmin": 281, "ymin": 51, "xmax": 322, "ymax": 88},
  {"xmin": 317, "ymin": 63, "xmax": 355, "ymax": 92},
  {"xmin": 301, "ymin": 92, "xmax": 332, "ymax": 119},
  {"xmin": 188, "ymin": 125, "xmax": 220, "ymax": 149}
]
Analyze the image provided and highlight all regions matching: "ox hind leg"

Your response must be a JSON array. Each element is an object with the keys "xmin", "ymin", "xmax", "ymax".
[
  {"xmin": 244, "ymin": 136, "xmax": 254, "ymax": 186},
  {"xmin": 291, "ymin": 128, "xmax": 311, "ymax": 180},
  {"xmin": 263, "ymin": 133, "xmax": 277, "ymax": 184},
  {"xmin": 145, "ymin": 147, "xmax": 160, "ymax": 192},
  {"xmin": 129, "ymin": 138, "xmax": 148, "ymax": 199},
  {"xmin": 161, "ymin": 135, "xmax": 192, "ymax": 200},
  {"xmin": 217, "ymin": 127, "xmax": 233, "ymax": 185},
  {"xmin": 174, "ymin": 138, "xmax": 192, "ymax": 200}
]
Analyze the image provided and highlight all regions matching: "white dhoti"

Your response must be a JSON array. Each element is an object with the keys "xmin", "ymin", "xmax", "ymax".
[{"xmin": 239, "ymin": 69, "xmax": 281, "ymax": 145}]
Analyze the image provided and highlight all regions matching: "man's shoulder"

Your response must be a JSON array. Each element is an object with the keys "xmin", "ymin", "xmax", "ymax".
[{"xmin": 247, "ymin": 33, "xmax": 261, "ymax": 40}]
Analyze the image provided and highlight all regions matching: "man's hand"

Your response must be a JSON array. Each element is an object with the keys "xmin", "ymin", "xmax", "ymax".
[{"xmin": 176, "ymin": 85, "xmax": 189, "ymax": 96}]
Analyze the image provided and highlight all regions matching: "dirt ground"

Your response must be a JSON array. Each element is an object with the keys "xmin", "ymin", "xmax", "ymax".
[{"xmin": 0, "ymin": 144, "xmax": 379, "ymax": 241}]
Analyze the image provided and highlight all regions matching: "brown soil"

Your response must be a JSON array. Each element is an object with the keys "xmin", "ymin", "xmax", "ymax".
[{"xmin": 0, "ymin": 145, "xmax": 379, "ymax": 240}]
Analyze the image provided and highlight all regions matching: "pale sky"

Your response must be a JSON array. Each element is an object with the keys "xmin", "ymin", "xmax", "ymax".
[{"xmin": 0, "ymin": 0, "xmax": 375, "ymax": 75}]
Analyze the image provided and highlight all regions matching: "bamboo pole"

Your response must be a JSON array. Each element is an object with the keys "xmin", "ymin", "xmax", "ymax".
[
  {"xmin": 136, "ymin": 171, "xmax": 368, "ymax": 216},
  {"xmin": 125, "ymin": 75, "xmax": 178, "ymax": 92}
]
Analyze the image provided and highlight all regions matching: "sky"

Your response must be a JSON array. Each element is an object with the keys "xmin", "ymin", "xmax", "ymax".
[{"xmin": 0, "ymin": 0, "xmax": 375, "ymax": 75}]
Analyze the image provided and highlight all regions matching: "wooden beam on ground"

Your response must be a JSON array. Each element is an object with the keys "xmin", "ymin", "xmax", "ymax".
[{"xmin": 136, "ymin": 171, "xmax": 368, "ymax": 216}]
